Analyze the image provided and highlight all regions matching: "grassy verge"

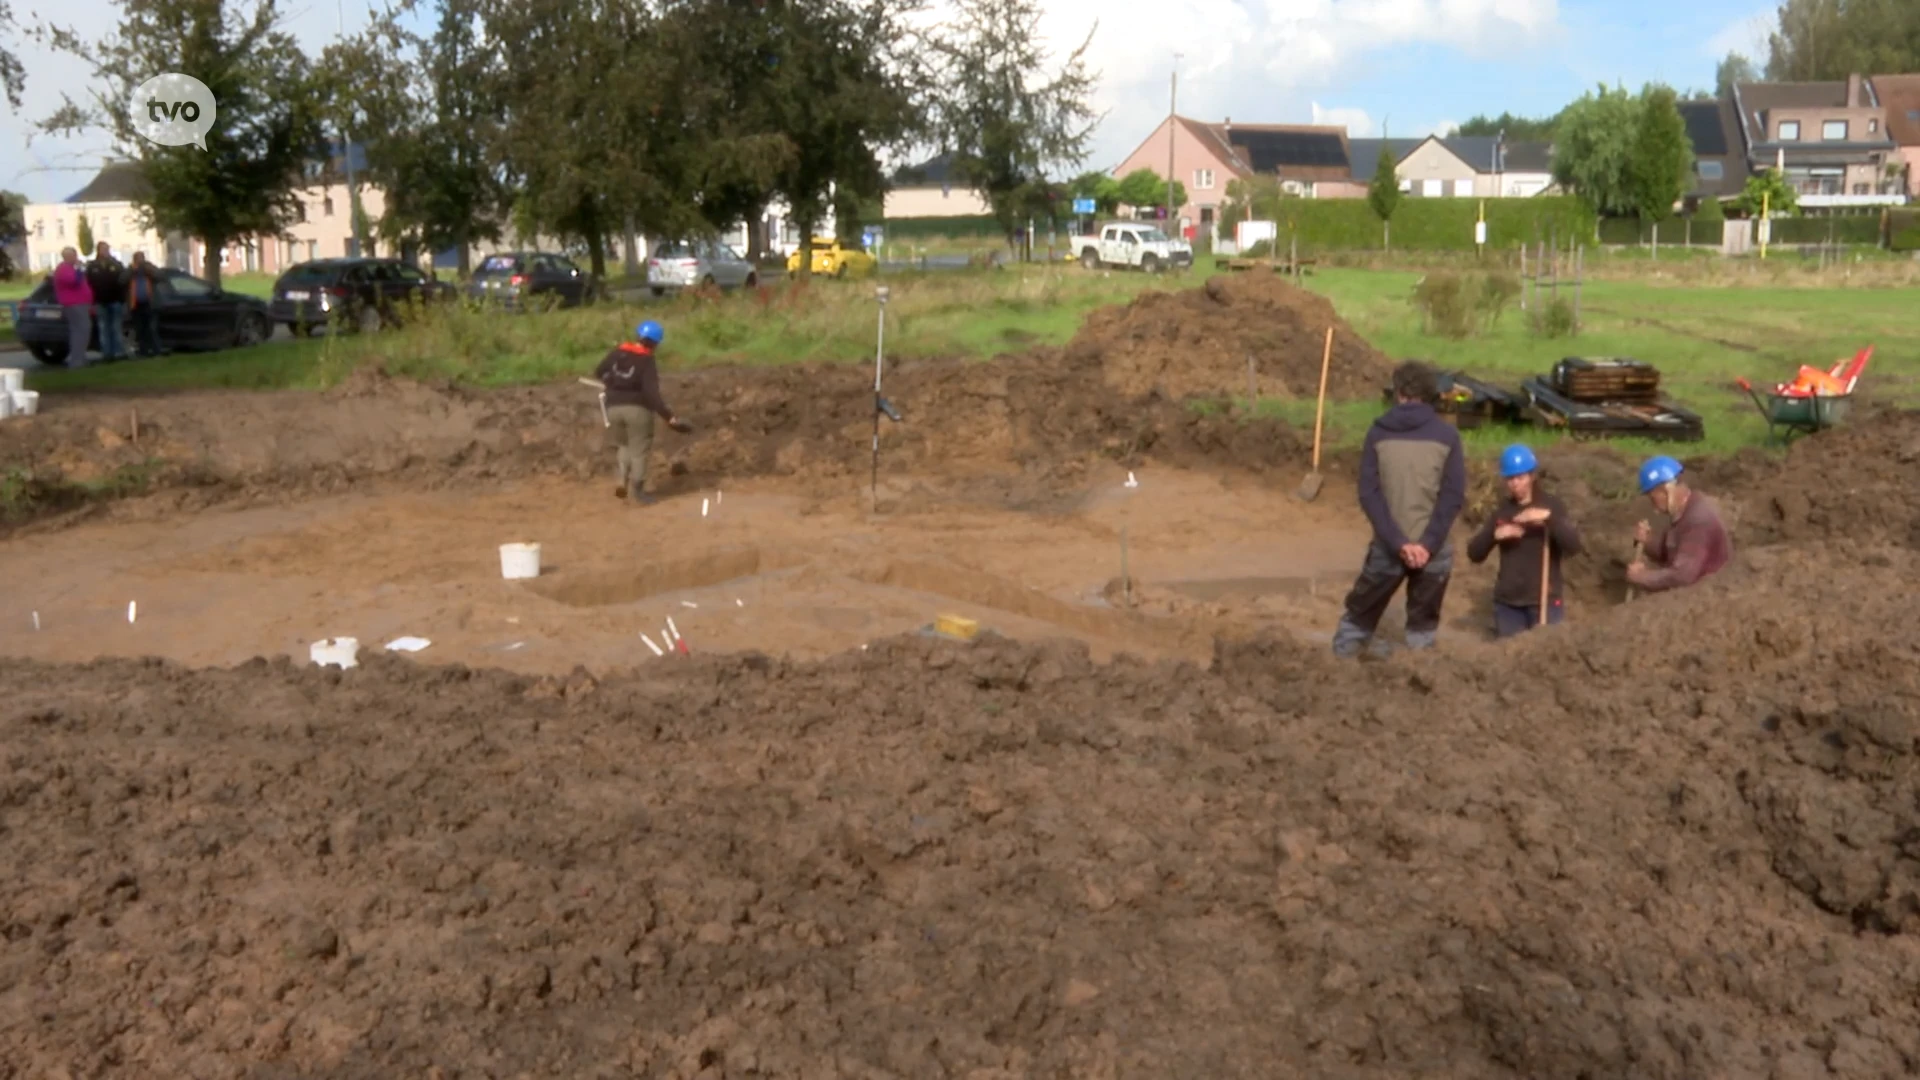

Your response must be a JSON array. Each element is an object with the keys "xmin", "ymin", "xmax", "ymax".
[{"xmin": 25, "ymin": 266, "xmax": 1181, "ymax": 392}]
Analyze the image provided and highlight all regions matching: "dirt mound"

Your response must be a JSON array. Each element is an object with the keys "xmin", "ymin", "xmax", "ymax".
[
  {"xmin": 3, "ymin": 544, "xmax": 1917, "ymax": 1077},
  {"xmin": 1074, "ymin": 273, "xmax": 1396, "ymax": 401},
  {"xmin": 1, "ymin": 344, "xmax": 1305, "ymax": 533},
  {"xmin": 1696, "ymin": 405, "xmax": 1920, "ymax": 550}
]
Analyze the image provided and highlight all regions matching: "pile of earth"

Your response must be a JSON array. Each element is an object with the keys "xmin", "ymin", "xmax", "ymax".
[
  {"xmin": 1073, "ymin": 272, "xmax": 1396, "ymax": 401},
  {"xmin": 3, "ymin": 541, "xmax": 1916, "ymax": 1077}
]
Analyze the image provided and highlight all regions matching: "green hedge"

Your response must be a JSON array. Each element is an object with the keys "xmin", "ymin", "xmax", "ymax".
[
  {"xmin": 1597, "ymin": 217, "xmax": 1726, "ymax": 245},
  {"xmin": 1889, "ymin": 209, "xmax": 1920, "ymax": 252},
  {"xmin": 1271, "ymin": 196, "xmax": 1598, "ymax": 253},
  {"xmin": 878, "ymin": 214, "xmax": 1004, "ymax": 240},
  {"xmin": 1764, "ymin": 215, "xmax": 1884, "ymax": 244}
]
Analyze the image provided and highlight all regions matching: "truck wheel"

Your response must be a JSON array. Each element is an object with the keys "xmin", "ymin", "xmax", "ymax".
[
  {"xmin": 1080, "ymin": 248, "xmax": 1099, "ymax": 270},
  {"xmin": 1141, "ymin": 253, "xmax": 1160, "ymax": 273}
]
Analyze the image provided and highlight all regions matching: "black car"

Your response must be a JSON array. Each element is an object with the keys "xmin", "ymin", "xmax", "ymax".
[
  {"xmin": 14, "ymin": 268, "xmax": 274, "ymax": 366},
  {"xmin": 464, "ymin": 251, "xmax": 597, "ymax": 310},
  {"xmin": 268, "ymin": 257, "xmax": 456, "ymax": 335}
]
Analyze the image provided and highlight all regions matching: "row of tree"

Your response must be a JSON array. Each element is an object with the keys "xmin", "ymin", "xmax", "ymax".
[{"xmin": 16, "ymin": 0, "xmax": 1103, "ymax": 282}]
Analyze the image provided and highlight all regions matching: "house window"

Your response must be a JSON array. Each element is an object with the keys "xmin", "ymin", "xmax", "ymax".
[
  {"xmin": 1869, "ymin": 119, "xmax": 1879, "ymax": 133},
  {"xmin": 56, "ymin": 219, "xmax": 64, "ymax": 237},
  {"xmin": 1398, "ymin": 179, "xmax": 1411, "ymax": 193},
  {"xmin": 101, "ymin": 218, "xmax": 111, "ymax": 237},
  {"xmin": 296, "ymin": 202, "xmax": 307, "ymax": 223},
  {"xmin": 323, "ymin": 196, "xmax": 335, "ymax": 216},
  {"xmin": 1698, "ymin": 161, "xmax": 1724, "ymax": 180},
  {"xmin": 1778, "ymin": 120, "xmax": 1800, "ymax": 140},
  {"xmin": 1193, "ymin": 168, "xmax": 1214, "ymax": 190},
  {"xmin": 32, "ymin": 219, "xmax": 43, "ymax": 238},
  {"xmin": 1421, "ymin": 179, "xmax": 1443, "ymax": 197},
  {"xmin": 1452, "ymin": 179, "xmax": 1472, "ymax": 197},
  {"xmin": 1823, "ymin": 120, "xmax": 1847, "ymax": 140},
  {"xmin": 306, "ymin": 241, "xmax": 318, "ymax": 260},
  {"xmin": 1199, "ymin": 206, "xmax": 1214, "ymax": 225},
  {"xmin": 1853, "ymin": 183, "xmax": 1870, "ymax": 195}
]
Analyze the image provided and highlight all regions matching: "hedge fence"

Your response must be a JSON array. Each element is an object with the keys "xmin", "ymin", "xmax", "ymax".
[
  {"xmin": 1887, "ymin": 209, "xmax": 1920, "ymax": 252},
  {"xmin": 1273, "ymin": 196, "xmax": 1598, "ymax": 253},
  {"xmin": 1596, "ymin": 217, "xmax": 1726, "ymax": 246},
  {"xmin": 877, "ymin": 214, "xmax": 1004, "ymax": 240}
]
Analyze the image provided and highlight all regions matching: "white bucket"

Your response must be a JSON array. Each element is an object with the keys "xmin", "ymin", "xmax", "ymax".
[
  {"xmin": 11, "ymin": 391, "xmax": 37, "ymax": 416},
  {"xmin": 0, "ymin": 393, "xmax": 12, "ymax": 420},
  {"xmin": 0, "ymin": 370, "xmax": 22, "ymax": 394},
  {"xmin": 499, "ymin": 542, "xmax": 542, "ymax": 580},
  {"xmin": 310, "ymin": 637, "xmax": 360, "ymax": 669}
]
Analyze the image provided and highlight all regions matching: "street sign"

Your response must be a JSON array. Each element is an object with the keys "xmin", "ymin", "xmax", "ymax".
[{"xmin": 1072, "ymin": 198, "xmax": 1096, "ymax": 214}]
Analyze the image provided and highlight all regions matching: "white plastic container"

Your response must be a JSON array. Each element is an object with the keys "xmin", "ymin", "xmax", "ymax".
[
  {"xmin": 310, "ymin": 637, "xmax": 360, "ymax": 669},
  {"xmin": 0, "ymin": 393, "xmax": 13, "ymax": 419},
  {"xmin": 0, "ymin": 370, "xmax": 23, "ymax": 394},
  {"xmin": 499, "ymin": 542, "xmax": 542, "ymax": 580},
  {"xmin": 10, "ymin": 391, "xmax": 37, "ymax": 416}
]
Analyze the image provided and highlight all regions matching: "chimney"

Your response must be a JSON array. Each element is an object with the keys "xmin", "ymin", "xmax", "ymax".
[{"xmin": 1846, "ymin": 73, "xmax": 1862, "ymax": 107}]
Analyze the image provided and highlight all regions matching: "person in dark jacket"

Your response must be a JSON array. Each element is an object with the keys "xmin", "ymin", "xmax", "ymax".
[
  {"xmin": 85, "ymin": 242, "xmax": 129, "ymax": 361},
  {"xmin": 125, "ymin": 252, "xmax": 164, "ymax": 358},
  {"xmin": 594, "ymin": 319, "xmax": 692, "ymax": 505},
  {"xmin": 1332, "ymin": 361, "xmax": 1468, "ymax": 657},
  {"xmin": 1627, "ymin": 455, "xmax": 1729, "ymax": 593},
  {"xmin": 1466, "ymin": 444, "xmax": 1583, "ymax": 637}
]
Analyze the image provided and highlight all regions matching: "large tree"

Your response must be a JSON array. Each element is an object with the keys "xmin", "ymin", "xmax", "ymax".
[
  {"xmin": 1114, "ymin": 168, "xmax": 1184, "ymax": 216},
  {"xmin": 0, "ymin": 1, "xmax": 23, "ymax": 109},
  {"xmin": 0, "ymin": 189, "xmax": 24, "ymax": 278},
  {"xmin": 1067, "ymin": 170, "xmax": 1121, "ymax": 215},
  {"xmin": 930, "ymin": 0, "xmax": 1100, "ymax": 249},
  {"xmin": 321, "ymin": 0, "xmax": 506, "ymax": 275},
  {"xmin": 1627, "ymin": 85, "xmax": 1693, "ymax": 226},
  {"xmin": 1367, "ymin": 145, "xmax": 1402, "ymax": 251},
  {"xmin": 1551, "ymin": 84, "xmax": 1642, "ymax": 217},
  {"xmin": 34, "ymin": 0, "xmax": 329, "ymax": 284},
  {"xmin": 1456, "ymin": 111, "xmax": 1559, "ymax": 142},
  {"xmin": 1715, "ymin": 51, "xmax": 1756, "ymax": 97},
  {"xmin": 1766, "ymin": 0, "xmax": 1920, "ymax": 80}
]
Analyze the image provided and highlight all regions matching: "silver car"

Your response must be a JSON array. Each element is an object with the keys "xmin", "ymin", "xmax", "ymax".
[{"xmin": 646, "ymin": 240, "xmax": 760, "ymax": 295}]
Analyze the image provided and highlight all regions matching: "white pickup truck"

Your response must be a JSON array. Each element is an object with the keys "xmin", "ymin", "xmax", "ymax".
[{"xmin": 1072, "ymin": 222, "xmax": 1193, "ymax": 273}]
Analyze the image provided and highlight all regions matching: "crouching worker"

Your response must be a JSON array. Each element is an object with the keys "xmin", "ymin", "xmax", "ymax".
[
  {"xmin": 1626, "ymin": 455, "xmax": 1729, "ymax": 594},
  {"xmin": 1332, "ymin": 360, "xmax": 1467, "ymax": 657},
  {"xmin": 1466, "ymin": 444, "xmax": 1583, "ymax": 637},
  {"xmin": 595, "ymin": 320, "xmax": 693, "ymax": 506}
]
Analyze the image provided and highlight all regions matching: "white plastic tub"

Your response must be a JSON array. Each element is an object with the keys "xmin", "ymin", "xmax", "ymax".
[
  {"xmin": 10, "ymin": 390, "xmax": 38, "ymax": 416},
  {"xmin": 0, "ymin": 392, "xmax": 12, "ymax": 419},
  {"xmin": 310, "ymin": 637, "xmax": 360, "ymax": 668},
  {"xmin": 500, "ymin": 542, "xmax": 542, "ymax": 580},
  {"xmin": 0, "ymin": 370, "xmax": 23, "ymax": 394}
]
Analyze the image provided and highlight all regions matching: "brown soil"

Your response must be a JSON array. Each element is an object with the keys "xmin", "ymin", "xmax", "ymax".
[{"xmin": 3, "ymin": 277, "xmax": 1919, "ymax": 1077}]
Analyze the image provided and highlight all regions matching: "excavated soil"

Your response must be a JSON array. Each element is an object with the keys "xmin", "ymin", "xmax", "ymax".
[{"xmin": 2, "ymin": 544, "xmax": 1917, "ymax": 1078}]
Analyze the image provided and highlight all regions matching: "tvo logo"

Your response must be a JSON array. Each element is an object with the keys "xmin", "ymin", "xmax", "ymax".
[{"xmin": 130, "ymin": 73, "xmax": 217, "ymax": 151}]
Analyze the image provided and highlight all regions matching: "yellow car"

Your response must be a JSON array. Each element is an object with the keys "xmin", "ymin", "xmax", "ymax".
[{"xmin": 785, "ymin": 237, "xmax": 878, "ymax": 279}]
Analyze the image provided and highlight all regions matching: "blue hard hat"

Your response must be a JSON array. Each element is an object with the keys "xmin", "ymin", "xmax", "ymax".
[
  {"xmin": 635, "ymin": 320, "xmax": 664, "ymax": 344},
  {"xmin": 1638, "ymin": 454, "xmax": 1683, "ymax": 493},
  {"xmin": 1499, "ymin": 444, "xmax": 1538, "ymax": 478}
]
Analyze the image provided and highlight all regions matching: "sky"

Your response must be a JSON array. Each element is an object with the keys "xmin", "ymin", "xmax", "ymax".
[{"xmin": 3, "ymin": 0, "xmax": 1782, "ymax": 206}]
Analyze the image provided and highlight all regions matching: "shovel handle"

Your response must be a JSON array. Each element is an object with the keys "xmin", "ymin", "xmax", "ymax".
[{"xmin": 1310, "ymin": 327, "xmax": 1333, "ymax": 470}]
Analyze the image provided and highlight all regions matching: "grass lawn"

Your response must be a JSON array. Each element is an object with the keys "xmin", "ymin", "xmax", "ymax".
[{"xmin": 15, "ymin": 262, "xmax": 1915, "ymax": 460}]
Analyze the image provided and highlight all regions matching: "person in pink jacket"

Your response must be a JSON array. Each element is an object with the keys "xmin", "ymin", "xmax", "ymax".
[{"xmin": 51, "ymin": 246, "xmax": 95, "ymax": 366}]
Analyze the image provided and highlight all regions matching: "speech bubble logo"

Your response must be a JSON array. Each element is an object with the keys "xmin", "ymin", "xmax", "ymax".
[{"xmin": 129, "ymin": 73, "xmax": 217, "ymax": 151}]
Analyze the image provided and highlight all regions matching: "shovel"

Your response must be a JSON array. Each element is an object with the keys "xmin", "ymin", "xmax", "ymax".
[
  {"xmin": 1538, "ymin": 528, "xmax": 1551, "ymax": 627},
  {"xmin": 1295, "ymin": 326, "xmax": 1335, "ymax": 501},
  {"xmin": 578, "ymin": 377, "xmax": 609, "ymax": 427},
  {"xmin": 1625, "ymin": 540, "xmax": 1643, "ymax": 602}
]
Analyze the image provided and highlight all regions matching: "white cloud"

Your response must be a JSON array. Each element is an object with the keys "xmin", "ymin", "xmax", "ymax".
[
  {"xmin": 1424, "ymin": 119, "xmax": 1461, "ymax": 137},
  {"xmin": 1705, "ymin": 8, "xmax": 1775, "ymax": 61},
  {"xmin": 1310, "ymin": 102, "xmax": 1375, "ymax": 136}
]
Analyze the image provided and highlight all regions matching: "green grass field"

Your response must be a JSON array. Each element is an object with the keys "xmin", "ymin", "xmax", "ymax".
[{"xmin": 13, "ymin": 263, "xmax": 1914, "ymax": 460}]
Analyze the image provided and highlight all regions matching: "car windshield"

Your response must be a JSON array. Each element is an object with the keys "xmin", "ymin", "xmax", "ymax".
[
  {"xmin": 1134, "ymin": 228, "xmax": 1170, "ymax": 243},
  {"xmin": 279, "ymin": 263, "xmax": 342, "ymax": 284},
  {"xmin": 653, "ymin": 243, "xmax": 698, "ymax": 258},
  {"xmin": 476, "ymin": 255, "xmax": 522, "ymax": 275}
]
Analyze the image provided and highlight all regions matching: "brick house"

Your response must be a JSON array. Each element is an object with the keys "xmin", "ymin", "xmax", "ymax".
[
  {"xmin": 1868, "ymin": 74, "xmax": 1920, "ymax": 197},
  {"xmin": 1732, "ymin": 76, "xmax": 1901, "ymax": 205},
  {"xmin": 1110, "ymin": 116, "xmax": 1350, "ymax": 238},
  {"xmin": 1345, "ymin": 136, "xmax": 1555, "ymax": 199},
  {"xmin": 1676, "ymin": 98, "xmax": 1749, "ymax": 204}
]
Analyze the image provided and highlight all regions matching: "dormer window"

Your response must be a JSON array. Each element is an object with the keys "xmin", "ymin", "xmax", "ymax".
[
  {"xmin": 1778, "ymin": 120, "xmax": 1800, "ymax": 141},
  {"xmin": 1823, "ymin": 120, "xmax": 1847, "ymax": 140}
]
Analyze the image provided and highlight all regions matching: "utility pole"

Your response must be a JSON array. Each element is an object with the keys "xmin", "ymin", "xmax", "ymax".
[
  {"xmin": 339, "ymin": 0, "xmax": 365, "ymax": 259},
  {"xmin": 1168, "ymin": 53, "xmax": 1181, "ymax": 235}
]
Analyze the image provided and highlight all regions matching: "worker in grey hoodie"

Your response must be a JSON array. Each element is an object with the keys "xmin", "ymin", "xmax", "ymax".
[{"xmin": 1332, "ymin": 361, "xmax": 1468, "ymax": 657}]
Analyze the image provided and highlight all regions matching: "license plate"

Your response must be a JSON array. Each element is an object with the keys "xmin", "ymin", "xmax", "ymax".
[
  {"xmin": 36, "ymin": 308, "xmax": 61, "ymax": 320},
  {"xmin": 285, "ymin": 290, "xmax": 310, "ymax": 301}
]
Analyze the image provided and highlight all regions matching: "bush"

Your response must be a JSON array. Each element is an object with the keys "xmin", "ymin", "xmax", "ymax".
[
  {"xmin": 1531, "ymin": 298, "xmax": 1577, "ymax": 339},
  {"xmin": 1597, "ymin": 216, "xmax": 1724, "ymax": 246},
  {"xmin": 1695, "ymin": 196, "xmax": 1725, "ymax": 222},
  {"xmin": 1765, "ymin": 215, "xmax": 1884, "ymax": 245},
  {"xmin": 1281, "ymin": 196, "xmax": 1596, "ymax": 253},
  {"xmin": 1886, "ymin": 209, "xmax": 1920, "ymax": 252},
  {"xmin": 1412, "ymin": 270, "xmax": 1522, "ymax": 339}
]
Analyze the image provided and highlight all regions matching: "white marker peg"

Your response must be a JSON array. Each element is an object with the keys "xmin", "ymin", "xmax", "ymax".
[
  {"xmin": 666, "ymin": 616, "xmax": 682, "ymax": 641},
  {"xmin": 702, "ymin": 498, "xmax": 710, "ymax": 517},
  {"xmin": 735, "ymin": 598, "xmax": 744, "ymax": 607},
  {"xmin": 640, "ymin": 633, "xmax": 665, "ymax": 657},
  {"xmin": 128, "ymin": 601, "xmax": 137, "ymax": 624},
  {"xmin": 680, "ymin": 601, "xmax": 698, "ymax": 609},
  {"xmin": 32, "ymin": 611, "xmax": 40, "ymax": 631},
  {"xmin": 1124, "ymin": 471, "xmax": 1139, "ymax": 489},
  {"xmin": 715, "ymin": 490, "xmax": 722, "ymax": 505}
]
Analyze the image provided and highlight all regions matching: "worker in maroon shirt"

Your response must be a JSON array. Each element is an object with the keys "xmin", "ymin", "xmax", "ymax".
[
  {"xmin": 1627, "ymin": 455, "xmax": 1730, "ymax": 593},
  {"xmin": 594, "ymin": 319, "xmax": 692, "ymax": 506}
]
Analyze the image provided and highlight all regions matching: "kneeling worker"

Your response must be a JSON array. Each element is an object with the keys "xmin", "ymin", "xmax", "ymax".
[
  {"xmin": 596, "ymin": 319, "xmax": 693, "ymax": 506},
  {"xmin": 1626, "ymin": 455, "xmax": 1730, "ymax": 593},
  {"xmin": 1466, "ymin": 444, "xmax": 1583, "ymax": 637}
]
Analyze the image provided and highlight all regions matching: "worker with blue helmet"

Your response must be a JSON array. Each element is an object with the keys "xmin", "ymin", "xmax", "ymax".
[
  {"xmin": 1627, "ymin": 453, "xmax": 1730, "ymax": 593},
  {"xmin": 592, "ymin": 318, "xmax": 693, "ymax": 506},
  {"xmin": 1467, "ymin": 443, "xmax": 1584, "ymax": 637}
]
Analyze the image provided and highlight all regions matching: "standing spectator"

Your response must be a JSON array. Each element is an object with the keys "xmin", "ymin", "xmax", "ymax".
[
  {"xmin": 86, "ymin": 241, "xmax": 129, "ymax": 361},
  {"xmin": 126, "ymin": 251, "xmax": 164, "ymax": 358},
  {"xmin": 51, "ymin": 247, "xmax": 94, "ymax": 366}
]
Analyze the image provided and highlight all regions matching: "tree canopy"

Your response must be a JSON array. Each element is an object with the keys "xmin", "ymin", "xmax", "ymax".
[
  {"xmin": 0, "ymin": 1, "xmax": 23, "ymax": 109},
  {"xmin": 1456, "ymin": 111, "xmax": 1560, "ymax": 142},
  {"xmin": 1367, "ymin": 145, "xmax": 1402, "ymax": 250},
  {"xmin": 1766, "ymin": 0, "xmax": 1920, "ymax": 81},
  {"xmin": 1551, "ymin": 83, "xmax": 1692, "ymax": 220},
  {"xmin": 1627, "ymin": 86, "xmax": 1693, "ymax": 224},
  {"xmin": 1115, "ymin": 168, "xmax": 1184, "ymax": 216},
  {"xmin": 1715, "ymin": 52, "xmax": 1757, "ymax": 97}
]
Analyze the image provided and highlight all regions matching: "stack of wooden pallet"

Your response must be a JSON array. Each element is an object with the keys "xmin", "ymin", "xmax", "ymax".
[
  {"xmin": 1551, "ymin": 357, "xmax": 1662, "ymax": 403},
  {"xmin": 1522, "ymin": 357, "xmax": 1704, "ymax": 442}
]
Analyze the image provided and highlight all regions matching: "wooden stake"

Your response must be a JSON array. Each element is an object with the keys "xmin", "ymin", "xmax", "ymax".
[
  {"xmin": 1538, "ymin": 530, "xmax": 1551, "ymax": 628},
  {"xmin": 1120, "ymin": 523, "xmax": 1131, "ymax": 607},
  {"xmin": 1246, "ymin": 354, "xmax": 1257, "ymax": 407},
  {"xmin": 130, "ymin": 408, "xmax": 139, "ymax": 443}
]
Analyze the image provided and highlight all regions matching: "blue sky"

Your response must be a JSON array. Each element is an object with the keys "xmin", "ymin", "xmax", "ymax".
[{"xmin": 5, "ymin": 0, "xmax": 1780, "ymax": 205}]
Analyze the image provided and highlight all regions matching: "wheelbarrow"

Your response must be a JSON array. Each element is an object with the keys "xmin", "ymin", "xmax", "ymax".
[{"xmin": 1735, "ymin": 344, "xmax": 1872, "ymax": 446}]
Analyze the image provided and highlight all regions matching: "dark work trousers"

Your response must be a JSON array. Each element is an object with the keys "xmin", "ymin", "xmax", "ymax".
[
  {"xmin": 1332, "ymin": 539, "xmax": 1454, "ymax": 656},
  {"xmin": 131, "ymin": 302, "xmax": 161, "ymax": 357},
  {"xmin": 1493, "ymin": 599, "xmax": 1564, "ymax": 638}
]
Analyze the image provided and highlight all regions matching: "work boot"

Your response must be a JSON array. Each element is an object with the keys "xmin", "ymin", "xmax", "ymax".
[
  {"xmin": 630, "ymin": 487, "xmax": 657, "ymax": 507},
  {"xmin": 614, "ymin": 486, "xmax": 628, "ymax": 499}
]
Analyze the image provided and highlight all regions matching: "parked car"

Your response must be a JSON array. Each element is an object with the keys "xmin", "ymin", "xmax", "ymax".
[
  {"xmin": 784, "ymin": 237, "xmax": 878, "ymax": 279},
  {"xmin": 645, "ymin": 241, "xmax": 758, "ymax": 295},
  {"xmin": 465, "ymin": 251, "xmax": 596, "ymax": 310},
  {"xmin": 1071, "ymin": 222, "xmax": 1193, "ymax": 272},
  {"xmin": 268, "ymin": 257, "xmax": 456, "ymax": 335},
  {"xmin": 14, "ymin": 268, "xmax": 274, "ymax": 366}
]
